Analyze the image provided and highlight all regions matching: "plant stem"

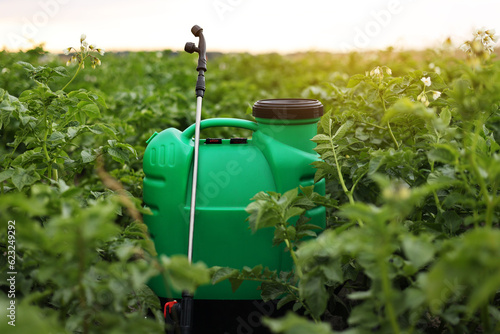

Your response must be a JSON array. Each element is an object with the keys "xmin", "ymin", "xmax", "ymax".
[
  {"xmin": 238, "ymin": 276, "xmax": 299, "ymax": 290},
  {"xmin": 379, "ymin": 89, "xmax": 399, "ymax": 150},
  {"xmin": 76, "ymin": 227, "xmax": 89, "ymax": 334},
  {"xmin": 284, "ymin": 237, "xmax": 302, "ymax": 278},
  {"xmin": 357, "ymin": 121, "xmax": 387, "ymax": 130},
  {"xmin": 42, "ymin": 105, "xmax": 52, "ymax": 179},
  {"xmin": 351, "ymin": 170, "xmax": 368, "ymax": 195},
  {"xmin": 329, "ymin": 130, "xmax": 363, "ymax": 226},
  {"xmin": 379, "ymin": 256, "xmax": 401, "ymax": 334},
  {"xmin": 387, "ymin": 121, "xmax": 399, "ymax": 149},
  {"xmin": 329, "ymin": 130, "xmax": 352, "ymax": 204},
  {"xmin": 467, "ymin": 125, "xmax": 493, "ymax": 228},
  {"xmin": 480, "ymin": 304, "xmax": 491, "ymax": 332},
  {"xmin": 62, "ymin": 61, "xmax": 83, "ymax": 92},
  {"xmin": 430, "ymin": 161, "xmax": 444, "ymax": 213}
]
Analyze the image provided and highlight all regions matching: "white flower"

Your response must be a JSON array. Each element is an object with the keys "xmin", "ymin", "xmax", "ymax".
[
  {"xmin": 429, "ymin": 63, "xmax": 435, "ymax": 69},
  {"xmin": 66, "ymin": 60, "xmax": 71, "ymax": 66},
  {"xmin": 89, "ymin": 44, "xmax": 96, "ymax": 50},
  {"xmin": 96, "ymin": 48, "xmax": 105, "ymax": 56},
  {"xmin": 435, "ymin": 67, "xmax": 441, "ymax": 75},
  {"xmin": 486, "ymin": 29, "xmax": 498, "ymax": 43},
  {"xmin": 474, "ymin": 28, "xmax": 486, "ymax": 38},
  {"xmin": 63, "ymin": 47, "xmax": 71, "ymax": 55},
  {"xmin": 371, "ymin": 67, "xmax": 381, "ymax": 76},
  {"xmin": 82, "ymin": 41, "xmax": 88, "ymax": 48},
  {"xmin": 460, "ymin": 42, "xmax": 471, "ymax": 53},
  {"xmin": 421, "ymin": 76, "xmax": 431, "ymax": 87},
  {"xmin": 432, "ymin": 91, "xmax": 441, "ymax": 100},
  {"xmin": 386, "ymin": 67, "xmax": 392, "ymax": 75},
  {"xmin": 80, "ymin": 34, "xmax": 86, "ymax": 43},
  {"xmin": 1, "ymin": 68, "xmax": 9, "ymax": 74}
]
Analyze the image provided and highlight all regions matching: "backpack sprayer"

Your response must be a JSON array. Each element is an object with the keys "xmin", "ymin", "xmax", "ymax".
[{"xmin": 143, "ymin": 25, "xmax": 326, "ymax": 333}]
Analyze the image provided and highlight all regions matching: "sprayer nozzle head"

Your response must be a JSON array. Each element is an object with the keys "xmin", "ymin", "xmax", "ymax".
[
  {"xmin": 184, "ymin": 42, "xmax": 199, "ymax": 54},
  {"xmin": 191, "ymin": 25, "xmax": 203, "ymax": 37}
]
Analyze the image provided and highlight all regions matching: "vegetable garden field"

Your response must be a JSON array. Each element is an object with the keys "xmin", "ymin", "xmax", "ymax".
[{"xmin": 1, "ymin": 30, "xmax": 500, "ymax": 333}]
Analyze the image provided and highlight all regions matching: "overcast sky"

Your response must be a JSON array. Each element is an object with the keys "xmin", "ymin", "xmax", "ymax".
[{"xmin": 0, "ymin": 0, "xmax": 498, "ymax": 53}]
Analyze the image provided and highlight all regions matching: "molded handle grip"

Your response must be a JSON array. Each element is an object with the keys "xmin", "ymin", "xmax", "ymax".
[{"xmin": 182, "ymin": 118, "xmax": 258, "ymax": 139}]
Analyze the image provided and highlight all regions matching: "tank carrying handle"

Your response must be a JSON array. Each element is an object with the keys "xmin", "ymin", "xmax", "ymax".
[{"xmin": 182, "ymin": 118, "xmax": 258, "ymax": 139}]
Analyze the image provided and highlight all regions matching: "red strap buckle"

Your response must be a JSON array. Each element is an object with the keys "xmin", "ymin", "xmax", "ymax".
[{"xmin": 164, "ymin": 301, "xmax": 178, "ymax": 318}]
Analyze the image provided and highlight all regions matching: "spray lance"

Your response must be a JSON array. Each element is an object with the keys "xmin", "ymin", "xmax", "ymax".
[{"xmin": 171, "ymin": 24, "xmax": 207, "ymax": 334}]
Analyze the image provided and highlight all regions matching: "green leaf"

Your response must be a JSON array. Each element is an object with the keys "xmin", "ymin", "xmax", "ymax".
[
  {"xmin": 48, "ymin": 131, "xmax": 65, "ymax": 142},
  {"xmin": 440, "ymin": 108, "xmax": 451, "ymax": 126},
  {"xmin": 368, "ymin": 153, "xmax": 385, "ymax": 175},
  {"xmin": 321, "ymin": 260, "xmax": 343, "ymax": 283},
  {"xmin": 427, "ymin": 144, "xmax": 459, "ymax": 164},
  {"xmin": 246, "ymin": 199, "xmax": 280, "ymax": 232},
  {"xmin": 279, "ymin": 188, "xmax": 299, "ymax": 210},
  {"xmin": 90, "ymin": 123, "xmax": 117, "ymax": 138},
  {"xmin": 0, "ymin": 169, "xmax": 14, "ymax": 182},
  {"xmin": 332, "ymin": 120, "xmax": 354, "ymax": 141},
  {"xmin": 401, "ymin": 234, "xmax": 435, "ymax": 269},
  {"xmin": 439, "ymin": 211, "xmax": 462, "ymax": 235},
  {"xmin": 299, "ymin": 273, "xmax": 327, "ymax": 318},
  {"xmin": 160, "ymin": 255, "xmax": 210, "ymax": 293},
  {"xmin": 211, "ymin": 267, "xmax": 239, "ymax": 285},
  {"xmin": 228, "ymin": 278, "xmax": 244, "ymax": 293},
  {"xmin": 423, "ymin": 228, "xmax": 500, "ymax": 313},
  {"xmin": 107, "ymin": 147, "xmax": 130, "ymax": 164},
  {"xmin": 311, "ymin": 134, "xmax": 331, "ymax": 142},
  {"xmin": 263, "ymin": 312, "xmax": 334, "ymax": 334},
  {"xmin": 284, "ymin": 207, "xmax": 305, "ymax": 222},
  {"xmin": 285, "ymin": 225, "xmax": 297, "ymax": 241},
  {"xmin": 11, "ymin": 166, "xmax": 41, "ymax": 191},
  {"xmin": 53, "ymin": 66, "xmax": 68, "ymax": 77},
  {"xmin": 81, "ymin": 150, "xmax": 96, "ymax": 163},
  {"xmin": 252, "ymin": 264, "xmax": 263, "ymax": 276},
  {"xmin": 320, "ymin": 109, "xmax": 332, "ymax": 133},
  {"xmin": 77, "ymin": 101, "xmax": 101, "ymax": 119},
  {"xmin": 347, "ymin": 74, "xmax": 366, "ymax": 88},
  {"xmin": 277, "ymin": 294, "xmax": 297, "ymax": 310},
  {"xmin": 261, "ymin": 282, "xmax": 287, "ymax": 302},
  {"xmin": 16, "ymin": 61, "xmax": 36, "ymax": 71}
]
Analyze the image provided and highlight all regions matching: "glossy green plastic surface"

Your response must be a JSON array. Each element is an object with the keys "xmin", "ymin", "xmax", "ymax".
[{"xmin": 143, "ymin": 117, "xmax": 325, "ymax": 299}]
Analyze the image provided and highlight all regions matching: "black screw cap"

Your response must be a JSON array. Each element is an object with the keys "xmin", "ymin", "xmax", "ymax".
[
  {"xmin": 191, "ymin": 25, "xmax": 203, "ymax": 37},
  {"xmin": 184, "ymin": 42, "xmax": 199, "ymax": 54}
]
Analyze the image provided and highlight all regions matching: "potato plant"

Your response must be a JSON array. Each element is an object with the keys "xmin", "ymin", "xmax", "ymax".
[{"xmin": 1, "ymin": 30, "xmax": 500, "ymax": 333}]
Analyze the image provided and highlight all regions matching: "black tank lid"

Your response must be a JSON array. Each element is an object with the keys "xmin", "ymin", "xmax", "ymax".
[{"xmin": 252, "ymin": 99, "xmax": 324, "ymax": 120}]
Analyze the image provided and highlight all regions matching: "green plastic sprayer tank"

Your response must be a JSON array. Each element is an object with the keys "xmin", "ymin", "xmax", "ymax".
[{"xmin": 143, "ymin": 99, "xmax": 325, "ymax": 300}]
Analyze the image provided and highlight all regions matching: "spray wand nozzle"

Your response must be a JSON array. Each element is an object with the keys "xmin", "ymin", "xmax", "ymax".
[{"xmin": 185, "ymin": 25, "xmax": 207, "ymax": 99}]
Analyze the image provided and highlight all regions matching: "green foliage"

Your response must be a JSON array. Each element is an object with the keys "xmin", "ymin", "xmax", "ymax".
[
  {"xmin": 0, "ymin": 44, "xmax": 213, "ymax": 334},
  {"xmin": 1, "ymin": 35, "xmax": 500, "ymax": 333},
  {"xmin": 211, "ymin": 45, "xmax": 500, "ymax": 333}
]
